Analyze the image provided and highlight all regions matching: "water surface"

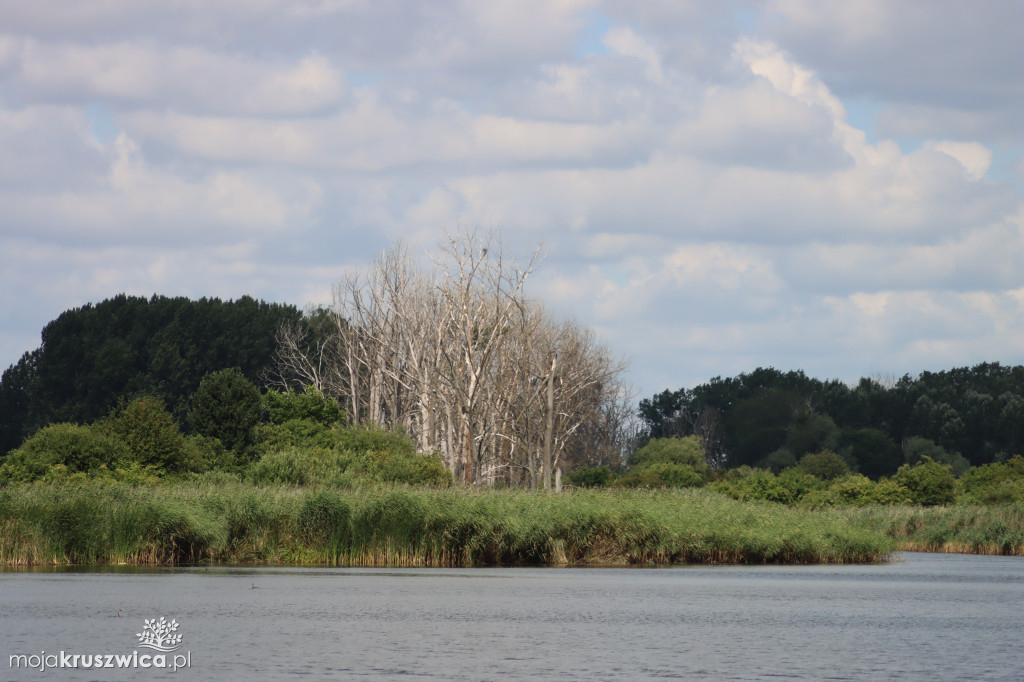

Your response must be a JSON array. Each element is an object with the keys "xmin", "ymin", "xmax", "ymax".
[{"xmin": 1, "ymin": 553, "xmax": 1021, "ymax": 680}]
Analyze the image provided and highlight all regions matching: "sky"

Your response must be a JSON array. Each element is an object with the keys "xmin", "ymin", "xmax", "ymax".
[{"xmin": 1, "ymin": 0, "xmax": 1022, "ymax": 400}]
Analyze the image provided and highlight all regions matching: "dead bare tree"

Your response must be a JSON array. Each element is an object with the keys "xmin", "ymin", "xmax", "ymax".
[{"xmin": 268, "ymin": 228, "xmax": 631, "ymax": 489}]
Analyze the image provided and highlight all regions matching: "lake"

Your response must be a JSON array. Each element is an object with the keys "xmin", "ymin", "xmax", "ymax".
[{"xmin": 1, "ymin": 552, "xmax": 1021, "ymax": 680}]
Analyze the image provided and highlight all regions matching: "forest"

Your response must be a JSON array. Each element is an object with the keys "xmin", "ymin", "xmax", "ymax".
[{"xmin": 0, "ymin": 233, "xmax": 1022, "ymax": 565}]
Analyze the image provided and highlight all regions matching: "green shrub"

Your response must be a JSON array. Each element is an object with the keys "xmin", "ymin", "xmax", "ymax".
[
  {"xmin": 711, "ymin": 467, "xmax": 800, "ymax": 504},
  {"xmin": 263, "ymin": 388, "xmax": 346, "ymax": 426},
  {"xmin": 629, "ymin": 436, "xmax": 707, "ymax": 471},
  {"xmin": 869, "ymin": 479, "xmax": 913, "ymax": 505},
  {"xmin": 567, "ymin": 465, "xmax": 612, "ymax": 488},
  {"xmin": 611, "ymin": 469, "xmax": 663, "ymax": 488},
  {"xmin": 893, "ymin": 457, "xmax": 956, "ymax": 506},
  {"xmin": 613, "ymin": 463, "xmax": 704, "ymax": 489},
  {"xmin": 248, "ymin": 447, "xmax": 320, "ymax": 486},
  {"xmin": 959, "ymin": 456, "xmax": 1024, "ymax": 504},
  {"xmin": 798, "ymin": 450, "xmax": 850, "ymax": 481},
  {"xmin": 336, "ymin": 425, "xmax": 451, "ymax": 487},
  {"xmin": 255, "ymin": 419, "xmax": 338, "ymax": 450},
  {"xmin": 0, "ymin": 423, "xmax": 131, "ymax": 483},
  {"xmin": 101, "ymin": 397, "xmax": 188, "ymax": 472}
]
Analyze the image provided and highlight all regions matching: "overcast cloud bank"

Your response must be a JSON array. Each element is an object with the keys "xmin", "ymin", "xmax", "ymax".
[{"xmin": 1, "ymin": 0, "xmax": 1022, "ymax": 397}]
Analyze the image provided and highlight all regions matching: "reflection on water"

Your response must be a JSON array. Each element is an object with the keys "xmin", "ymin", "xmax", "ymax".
[{"xmin": 1, "ymin": 553, "xmax": 1022, "ymax": 680}]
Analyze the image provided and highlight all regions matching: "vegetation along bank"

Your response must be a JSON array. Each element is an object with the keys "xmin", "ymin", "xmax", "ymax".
[{"xmin": 1, "ymin": 234, "xmax": 1022, "ymax": 565}]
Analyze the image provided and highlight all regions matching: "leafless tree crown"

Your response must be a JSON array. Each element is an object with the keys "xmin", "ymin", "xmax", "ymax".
[{"xmin": 269, "ymin": 228, "xmax": 632, "ymax": 487}]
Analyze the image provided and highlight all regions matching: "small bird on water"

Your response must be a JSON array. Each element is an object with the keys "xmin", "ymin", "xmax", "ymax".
[{"xmin": 251, "ymin": 582, "xmax": 259, "ymax": 590}]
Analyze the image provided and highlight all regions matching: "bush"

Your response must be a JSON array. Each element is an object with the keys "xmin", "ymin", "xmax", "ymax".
[
  {"xmin": 710, "ymin": 467, "xmax": 802, "ymax": 504},
  {"xmin": 613, "ymin": 463, "xmax": 704, "ymax": 489},
  {"xmin": 628, "ymin": 436, "xmax": 707, "ymax": 471},
  {"xmin": 567, "ymin": 465, "xmax": 612, "ymax": 488},
  {"xmin": 893, "ymin": 457, "xmax": 956, "ymax": 506},
  {"xmin": 798, "ymin": 450, "xmax": 850, "ymax": 481},
  {"xmin": 0, "ymin": 423, "xmax": 131, "ymax": 483},
  {"xmin": 256, "ymin": 419, "xmax": 338, "ymax": 450},
  {"xmin": 248, "ymin": 424, "xmax": 451, "ymax": 488},
  {"xmin": 959, "ymin": 456, "xmax": 1024, "ymax": 504},
  {"xmin": 101, "ymin": 397, "xmax": 188, "ymax": 472},
  {"xmin": 263, "ymin": 388, "xmax": 345, "ymax": 426}
]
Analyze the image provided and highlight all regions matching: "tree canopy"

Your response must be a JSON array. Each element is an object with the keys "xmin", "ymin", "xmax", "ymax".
[
  {"xmin": 639, "ymin": 364, "xmax": 1024, "ymax": 477},
  {"xmin": 0, "ymin": 294, "xmax": 303, "ymax": 453}
]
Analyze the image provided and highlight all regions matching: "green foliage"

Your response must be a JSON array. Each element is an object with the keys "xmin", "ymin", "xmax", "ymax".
[
  {"xmin": 297, "ymin": 491, "xmax": 351, "ymax": 553},
  {"xmin": 0, "ymin": 423, "xmax": 130, "ymax": 483},
  {"xmin": 786, "ymin": 414, "xmax": 838, "ymax": 458},
  {"xmin": 726, "ymin": 389, "xmax": 799, "ymax": 467},
  {"xmin": 760, "ymin": 448, "xmax": 797, "ymax": 473},
  {"xmin": 640, "ymin": 362, "xmax": 1024, "ymax": 478},
  {"xmin": 0, "ymin": 294, "xmax": 303, "ymax": 453},
  {"xmin": 838, "ymin": 428, "xmax": 900, "ymax": 479},
  {"xmin": 256, "ymin": 419, "xmax": 338, "ymax": 450},
  {"xmin": 711, "ymin": 467, "xmax": 810, "ymax": 505},
  {"xmin": 903, "ymin": 436, "xmax": 971, "ymax": 476},
  {"xmin": 263, "ymin": 388, "xmax": 345, "ymax": 426},
  {"xmin": 248, "ymin": 424, "xmax": 451, "ymax": 488},
  {"xmin": 797, "ymin": 450, "xmax": 850, "ymax": 481},
  {"xmin": 958, "ymin": 456, "xmax": 1024, "ymax": 504},
  {"xmin": 613, "ymin": 463, "xmax": 704, "ymax": 489},
  {"xmin": 798, "ymin": 474, "xmax": 912, "ymax": 508},
  {"xmin": 616, "ymin": 436, "xmax": 710, "ymax": 488},
  {"xmin": 189, "ymin": 368, "xmax": 263, "ymax": 456},
  {"xmin": 101, "ymin": 397, "xmax": 188, "ymax": 472},
  {"xmin": 629, "ymin": 436, "xmax": 707, "ymax": 470},
  {"xmin": 567, "ymin": 465, "xmax": 612, "ymax": 488},
  {"xmin": 892, "ymin": 457, "xmax": 957, "ymax": 506}
]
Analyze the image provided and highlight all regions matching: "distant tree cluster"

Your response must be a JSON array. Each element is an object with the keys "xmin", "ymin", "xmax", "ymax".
[
  {"xmin": 0, "ymin": 294, "xmax": 303, "ymax": 453},
  {"xmin": 639, "ymin": 365, "xmax": 1024, "ymax": 477}
]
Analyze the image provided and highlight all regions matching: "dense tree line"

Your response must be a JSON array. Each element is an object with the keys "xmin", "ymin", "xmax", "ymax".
[
  {"xmin": 0, "ymin": 294, "xmax": 303, "ymax": 454},
  {"xmin": 639, "ymin": 365, "xmax": 1024, "ymax": 477}
]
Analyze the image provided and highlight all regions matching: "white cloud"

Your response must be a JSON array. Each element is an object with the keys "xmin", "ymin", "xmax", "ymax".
[
  {"xmin": 922, "ymin": 141, "xmax": 993, "ymax": 181},
  {"xmin": 0, "ymin": 1, "xmax": 1021, "ymax": 400},
  {"xmin": 3, "ymin": 38, "xmax": 348, "ymax": 115},
  {"xmin": 602, "ymin": 26, "xmax": 664, "ymax": 84}
]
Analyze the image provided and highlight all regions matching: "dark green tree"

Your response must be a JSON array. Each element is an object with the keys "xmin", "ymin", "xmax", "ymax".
[
  {"xmin": 838, "ymin": 427, "xmax": 900, "ymax": 479},
  {"xmin": 189, "ymin": 368, "xmax": 263, "ymax": 455},
  {"xmin": 0, "ymin": 294, "xmax": 303, "ymax": 453}
]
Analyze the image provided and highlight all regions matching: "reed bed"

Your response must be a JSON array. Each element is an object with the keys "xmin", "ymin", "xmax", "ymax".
[
  {"xmin": 836, "ymin": 504, "xmax": 1024, "ymax": 555},
  {"xmin": 0, "ymin": 482, "xmax": 893, "ymax": 567}
]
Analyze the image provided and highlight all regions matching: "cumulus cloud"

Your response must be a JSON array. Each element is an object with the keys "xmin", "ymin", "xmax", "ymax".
[
  {"xmin": 0, "ymin": 0, "xmax": 1021, "ymax": 398},
  {"xmin": 2, "ymin": 39, "xmax": 348, "ymax": 115}
]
